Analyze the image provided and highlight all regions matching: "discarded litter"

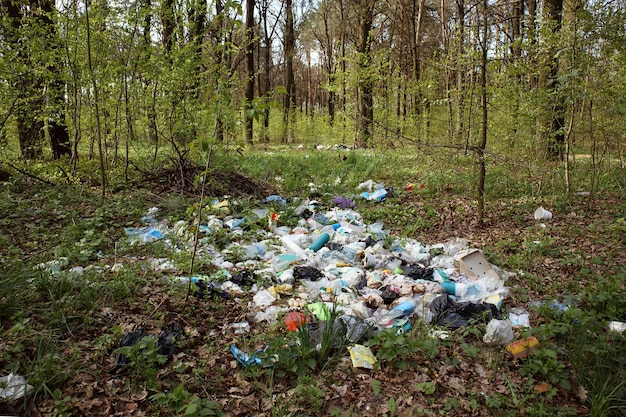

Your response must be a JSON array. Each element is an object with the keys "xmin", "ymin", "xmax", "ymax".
[
  {"xmin": 124, "ymin": 225, "xmax": 168, "ymax": 243},
  {"xmin": 0, "ymin": 373, "xmax": 33, "ymax": 402},
  {"xmin": 113, "ymin": 323, "xmax": 183, "ymax": 371},
  {"xmin": 332, "ymin": 196, "xmax": 355, "ymax": 209},
  {"xmin": 348, "ymin": 344, "xmax": 377, "ymax": 369},
  {"xmin": 534, "ymin": 207, "xmax": 553, "ymax": 220},
  {"xmin": 122, "ymin": 194, "xmax": 525, "ymax": 368},
  {"xmin": 430, "ymin": 295, "xmax": 501, "ymax": 329},
  {"xmin": 608, "ymin": 321, "xmax": 626, "ymax": 333},
  {"xmin": 231, "ymin": 321, "xmax": 251, "ymax": 335},
  {"xmin": 483, "ymin": 319, "xmax": 514, "ymax": 345},
  {"xmin": 284, "ymin": 312, "xmax": 309, "ymax": 331},
  {"xmin": 231, "ymin": 345, "xmax": 263, "ymax": 367},
  {"xmin": 509, "ymin": 308, "xmax": 531, "ymax": 327},
  {"xmin": 506, "ymin": 336, "xmax": 539, "ymax": 359}
]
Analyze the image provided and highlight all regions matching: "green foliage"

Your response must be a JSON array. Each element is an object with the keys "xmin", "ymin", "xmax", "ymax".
[
  {"xmin": 114, "ymin": 336, "xmax": 168, "ymax": 390},
  {"xmin": 150, "ymin": 383, "xmax": 224, "ymax": 416},
  {"xmin": 366, "ymin": 323, "xmax": 439, "ymax": 370},
  {"xmin": 258, "ymin": 307, "xmax": 351, "ymax": 378}
]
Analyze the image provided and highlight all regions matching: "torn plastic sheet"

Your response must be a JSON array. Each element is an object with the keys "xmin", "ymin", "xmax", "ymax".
[
  {"xmin": 0, "ymin": 373, "xmax": 33, "ymax": 401},
  {"xmin": 124, "ymin": 224, "xmax": 168, "ymax": 243}
]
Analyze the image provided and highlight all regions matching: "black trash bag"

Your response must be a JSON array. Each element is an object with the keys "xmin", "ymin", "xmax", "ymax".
[
  {"xmin": 362, "ymin": 235, "xmax": 376, "ymax": 248},
  {"xmin": 113, "ymin": 329, "xmax": 145, "ymax": 369},
  {"xmin": 430, "ymin": 295, "xmax": 501, "ymax": 329},
  {"xmin": 403, "ymin": 264, "xmax": 434, "ymax": 281},
  {"xmin": 325, "ymin": 242, "xmax": 344, "ymax": 252},
  {"xmin": 379, "ymin": 285, "xmax": 400, "ymax": 305},
  {"xmin": 157, "ymin": 322, "xmax": 183, "ymax": 358},
  {"xmin": 113, "ymin": 323, "xmax": 184, "ymax": 373},
  {"xmin": 194, "ymin": 279, "xmax": 231, "ymax": 300},
  {"xmin": 231, "ymin": 270, "xmax": 254, "ymax": 285},
  {"xmin": 294, "ymin": 266, "xmax": 324, "ymax": 281}
]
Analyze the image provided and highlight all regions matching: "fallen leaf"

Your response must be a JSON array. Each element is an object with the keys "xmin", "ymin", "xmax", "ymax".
[{"xmin": 533, "ymin": 382, "xmax": 549, "ymax": 394}]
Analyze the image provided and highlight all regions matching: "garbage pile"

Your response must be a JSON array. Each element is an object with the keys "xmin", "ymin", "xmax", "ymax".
[{"xmin": 118, "ymin": 186, "xmax": 530, "ymax": 367}]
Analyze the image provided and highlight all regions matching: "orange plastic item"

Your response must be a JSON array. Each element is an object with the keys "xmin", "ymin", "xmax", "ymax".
[
  {"xmin": 284, "ymin": 312, "xmax": 309, "ymax": 332},
  {"xmin": 506, "ymin": 336, "xmax": 539, "ymax": 359}
]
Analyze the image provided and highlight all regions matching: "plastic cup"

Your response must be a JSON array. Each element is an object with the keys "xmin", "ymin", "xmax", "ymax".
[{"xmin": 534, "ymin": 207, "xmax": 552, "ymax": 220}]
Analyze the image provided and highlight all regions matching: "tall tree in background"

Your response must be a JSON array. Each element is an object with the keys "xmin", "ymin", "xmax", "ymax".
[
  {"xmin": 282, "ymin": 0, "xmax": 296, "ymax": 142},
  {"xmin": 258, "ymin": 0, "xmax": 281, "ymax": 142},
  {"xmin": 541, "ymin": 0, "xmax": 565, "ymax": 160},
  {"xmin": 454, "ymin": 0, "xmax": 466, "ymax": 144},
  {"xmin": 0, "ymin": 0, "xmax": 70, "ymax": 160},
  {"xmin": 37, "ymin": 0, "xmax": 72, "ymax": 159},
  {"xmin": 353, "ymin": 0, "xmax": 376, "ymax": 148},
  {"xmin": 244, "ymin": 0, "xmax": 255, "ymax": 144}
]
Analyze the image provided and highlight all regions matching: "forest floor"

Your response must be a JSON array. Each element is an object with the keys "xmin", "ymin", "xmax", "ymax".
[{"xmin": 0, "ymin": 158, "xmax": 625, "ymax": 417}]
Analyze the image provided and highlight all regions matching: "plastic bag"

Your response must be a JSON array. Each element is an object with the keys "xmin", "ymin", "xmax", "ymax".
[
  {"xmin": 430, "ymin": 295, "xmax": 501, "ymax": 329},
  {"xmin": 253, "ymin": 289, "xmax": 276, "ymax": 307},
  {"xmin": 483, "ymin": 319, "xmax": 514, "ymax": 345}
]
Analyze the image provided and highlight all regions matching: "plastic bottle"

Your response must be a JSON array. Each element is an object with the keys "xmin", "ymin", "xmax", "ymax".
[
  {"xmin": 280, "ymin": 235, "xmax": 308, "ymax": 259},
  {"xmin": 453, "ymin": 282, "xmax": 481, "ymax": 298},
  {"xmin": 309, "ymin": 233, "xmax": 330, "ymax": 252}
]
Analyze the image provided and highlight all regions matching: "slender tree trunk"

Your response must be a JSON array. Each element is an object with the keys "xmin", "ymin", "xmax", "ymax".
[
  {"xmin": 260, "ymin": 0, "xmax": 272, "ymax": 142},
  {"xmin": 477, "ymin": 0, "xmax": 488, "ymax": 227},
  {"xmin": 161, "ymin": 0, "xmax": 175, "ymax": 57},
  {"xmin": 283, "ymin": 0, "xmax": 296, "ymax": 143},
  {"xmin": 354, "ymin": 0, "xmax": 375, "ymax": 148},
  {"xmin": 527, "ymin": 0, "xmax": 538, "ymax": 88},
  {"xmin": 244, "ymin": 0, "xmax": 255, "ymax": 144},
  {"xmin": 542, "ymin": 0, "xmax": 565, "ymax": 160},
  {"xmin": 38, "ymin": 0, "xmax": 71, "ymax": 160},
  {"xmin": 85, "ymin": 0, "xmax": 106, "ymax": 194},
  {"xmin": 454, "ymin": 0, "xmax": 466, "ymax": 143}
]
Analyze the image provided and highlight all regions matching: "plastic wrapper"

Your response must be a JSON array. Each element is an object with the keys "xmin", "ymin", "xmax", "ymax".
[{"xmin": 348, "ymin": 344, "xmax": 377, "ymax": 369}]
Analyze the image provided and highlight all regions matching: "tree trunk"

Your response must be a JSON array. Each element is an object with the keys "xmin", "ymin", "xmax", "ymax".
[
  {"xmin": 161, "ymin": 0, "xmax": 175, "ymax": 57},
  {"xmin": 259, "ymin": 0, "xmax": 273, "ymax": 142},
  {"xmin": 38, "ymin": 0, "xmax": 71, "ymax": 160},
  {"xmin": 244, "ymin": 0, "xmax": 255, "ymax": 144},
  {"xmin": 542, "ymin": 0, "xmax": 565, "ymax": 160},
  {"xmin": 1, "ymin": 1, "xmax": 44, "ymax": 159},
  {"xmin": 454, "ymin": 0, "xmax": 466, "ymax": 143},
  {"xmin": 354, "ymin": 0, "xmax": 375, "ymax": 148},
  {"xmin": 85, "ymin": 0, "xmax": 107, "ymax": 194},
  {"xmin": 477, "ymin": 0, "xmax": 489, "ymax": 227},
  {"xmin": 283, "ymin": 0, "xmax": 296, "ymax": 143}
]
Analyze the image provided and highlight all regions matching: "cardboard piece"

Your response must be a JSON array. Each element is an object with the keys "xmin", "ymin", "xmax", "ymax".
[{"xmin": 454, "ymin": 249, "xmax": 500, "ymax": 281}]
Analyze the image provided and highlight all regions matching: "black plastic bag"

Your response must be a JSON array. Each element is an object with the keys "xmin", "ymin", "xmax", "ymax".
[
  {"xmin": 403, "ymin": 264, "xmax": 434, "ymax": 281},
  {"xmin": 430, "ymin": 294, "xmax": 501, "ymax": 328},
  {"xmin": 294, "ymin": 266, "xmax": 324, "ymax": 281}
]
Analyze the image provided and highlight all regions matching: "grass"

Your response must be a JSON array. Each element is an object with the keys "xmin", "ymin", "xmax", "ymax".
[{"xmin": 0, "ymin": 144, "xmax": 624, "ymax": 416}]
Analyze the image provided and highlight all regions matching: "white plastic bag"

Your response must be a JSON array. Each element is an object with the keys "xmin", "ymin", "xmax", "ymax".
[{"xmin": 483, "ymin": 319, "xmax": 514, "ymax": 345}]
